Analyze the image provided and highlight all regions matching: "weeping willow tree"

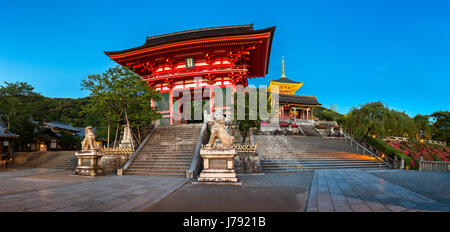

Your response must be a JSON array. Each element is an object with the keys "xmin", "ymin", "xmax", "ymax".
[{"xmin": 344, "ymin": 102, "xmax": 417, "ymax": 140}]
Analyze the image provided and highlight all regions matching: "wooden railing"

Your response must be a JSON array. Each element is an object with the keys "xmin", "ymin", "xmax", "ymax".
[
  {"xmin": 146, "ymin": 65, "xmax": 248, "ymax": 81},
  {"xmin": 419, "ymin": 157, "xmax": 450, "ymax": 172}
]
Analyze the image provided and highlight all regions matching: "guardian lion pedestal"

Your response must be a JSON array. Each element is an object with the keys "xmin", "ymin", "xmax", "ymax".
[
  {"xmin": 73, "ymin": 150, "xmax": 104, "ymax": 176},
  {"xmin": 73, "ymin": 126, "xmax": 104, "ymax": 176},
  {"xmin": 198, "ymin": 148, "xmax": 238, "ymax": 182},
  {"xmin": 195, "ymin": 112, "xmax": 241, "ymax": 185}
]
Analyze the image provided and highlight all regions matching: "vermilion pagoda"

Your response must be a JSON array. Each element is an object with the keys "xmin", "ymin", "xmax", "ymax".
[
  {"xmin": 268, "ymin": 57, "xmax": 321, "ymax": 121},
  {"xmin": 105, "ymin": 24, "xmax": 275, "ymax": 125}
]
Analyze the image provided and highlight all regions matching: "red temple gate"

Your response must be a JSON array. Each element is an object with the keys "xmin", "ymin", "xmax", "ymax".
[{"xmin": 105, "ymin": 24, "xmax": 275, "ymax": 125}]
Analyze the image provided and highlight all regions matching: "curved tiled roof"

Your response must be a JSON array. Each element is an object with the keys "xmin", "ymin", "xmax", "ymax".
[
  {"xmin": 45, "ymin": 121, "xmax": 80, "ymax": 132},
  {"xmin": 278, "ymin": 94, "xmax": 321, "ymax": 106},
  {"xmin": 104, "ymin": 24, "xmax": 275, "ymax": 56},
  {"xmin": 271, "ymin": 77, "xmax": 301, "ymax": 84},
  {"xmin": 0, "ymin": 120, "xmax": 18, "ymax": 138}
]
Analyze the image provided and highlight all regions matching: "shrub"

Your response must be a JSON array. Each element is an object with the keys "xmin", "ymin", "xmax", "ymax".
[{"xmin": 366, "ymin": 136, "xmax": 413, "ymax": 169}]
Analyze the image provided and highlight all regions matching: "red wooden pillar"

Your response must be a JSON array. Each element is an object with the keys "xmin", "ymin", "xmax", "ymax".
[
  {"xmin": 169, "ymin": 89, "xmax": 174, "ymax": 125},
  {"xmin": 209, "ymin": 87, "xmax": 215, "ymax": 114}
]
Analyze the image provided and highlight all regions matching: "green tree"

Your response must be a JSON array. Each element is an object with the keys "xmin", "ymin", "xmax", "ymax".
[
  {"xmin": 81, "ymin": 66, "xmax": 161, "ymax": 147},
  {"xmin": 232, "ymin": 88, "xmax": 263, "ymax": 144},
  {"xmin": 59, "ymin": 133, "xmax": 81, "ymax": 150},
  {"xmin": 0, "ymin": 81, "xmax": 42, "ymax": 150},
  {"xmin": 430, "ymin": 111, "xmax": 450, "ymax": 143},
  {"xmin": 313, "ymin": 106, "xmax": 345, "ymax": 125},
  {"xmin": 344, "ymin": 102, "xmax": 417, "ymax": 139},
  {"xmin": 413, "ymin": 114, "xmax": 431, "ymax": 139}
]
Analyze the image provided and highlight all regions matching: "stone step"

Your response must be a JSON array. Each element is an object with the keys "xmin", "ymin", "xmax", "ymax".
[
  {"xmin": 264, "ymin": 166, "xmax": 389, "ymax": 172},
  {"xmin": 124, "ymin": 124, "xmax": 201, "ymax": 176},
  {"xmin": 124, "ymin": 171, "xmax": 186, "ymax": 177},
  {"xmin": 125, "ymin": 168, "xmax": 186, "ymax": 174},
  {"xmin": 261, "ymin": 159, "xmax": 381, "ymax": 163}
]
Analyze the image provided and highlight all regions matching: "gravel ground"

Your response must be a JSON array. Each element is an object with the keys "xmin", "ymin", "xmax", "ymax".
[{"xmin": 370, "ymin": 170, "xmax": 450, "ymax": 203}]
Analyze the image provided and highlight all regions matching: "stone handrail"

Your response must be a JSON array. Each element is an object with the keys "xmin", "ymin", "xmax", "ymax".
[
  {"xmin": 186, "ymin": 122, "xmax": 208, "ymax": 179},
  {"xmin": 342, "ymin": 132, "xmax": 393, "ymax": 168},
  {"xmin": 384, "ymin": 136, "xmax": 446, "ymax": 146},
  {"xmin": 419, "ymin": 157, "xmax": 450, "ymax": 172},
  {"xmin": 117, "ymin": 125, "xmax": 158, "ymax": 175},
  {"xmin": 312, "ymin": 124, "xmax": 324, "ymax": 138}
]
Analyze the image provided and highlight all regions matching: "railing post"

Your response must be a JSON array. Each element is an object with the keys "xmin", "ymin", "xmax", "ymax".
[{"xmin": 419, "ymin": 157, "xmax": 423, "ymax": 171}]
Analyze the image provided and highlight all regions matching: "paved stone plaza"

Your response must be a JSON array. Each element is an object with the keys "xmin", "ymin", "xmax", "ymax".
[
  {"xmin": 0, "ymin": 168, "xmax": 449, "ymax": 212},
  {"xmin": 306, "ymin": 169, "xmax": 450, "ymax": 212},
  {"xmin": 0, "ymin": 168, "xmax": 187, "ymax": 212},
  {"xmin": 145, "ymin": 173, "xmax": 314, "ymax": 212}
]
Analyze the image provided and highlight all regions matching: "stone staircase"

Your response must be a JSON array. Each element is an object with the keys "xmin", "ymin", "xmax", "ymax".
[
  {"xmin": 124, "ymin": 124, "xmax": 203, "ymax": 177},
  {"xmin": 256, "ymin": 136, "xmax": 389, "ymax": 172},
  {"xmin": 299, "ymin": 124, "xmax": 321, "ymax": 136},
  {"xmin": 22, "ymin": 151, "xmax": 78, "ymax": 170}
]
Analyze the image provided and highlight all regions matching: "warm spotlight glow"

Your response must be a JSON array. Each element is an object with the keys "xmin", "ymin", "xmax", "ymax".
[
  {"xmin": 372, "ymin": 135, "xmax": 376, "ymax": 138},
  {"xmin": 420, "ymin": 139, "xmax": 424, "ymax": 143}
]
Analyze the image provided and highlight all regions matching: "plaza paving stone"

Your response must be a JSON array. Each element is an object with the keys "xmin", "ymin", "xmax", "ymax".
[
  {"xmin": 145, "ymin": 173, "xmax": 314, "ymax": 212},
  {"xmin": 0, "ymin": 168, "xmax": 187, "ymax": 212},
  {"xmin": 2, "ymin": 167, "xmax": 450, "ymax": 212},
  {"xmin": 368, "ymin": 169, "xmax": 450, "ymax": 203},
  {"xmin": 306, "ymin": 169, "xmax": 450, "ymax": 212}
]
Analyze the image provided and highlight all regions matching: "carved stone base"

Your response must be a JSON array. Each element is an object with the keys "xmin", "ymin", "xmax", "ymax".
[
  {"xmin": 198, "ymin": 148, "xmax": 238, "ymax": 183},
  {"xmin": 73, "ymin": 150, "xmax": 104, "ymax": 176},
  {"xmin": 119, "ymin": 140, "xmax": 132, "ymax": 148}
]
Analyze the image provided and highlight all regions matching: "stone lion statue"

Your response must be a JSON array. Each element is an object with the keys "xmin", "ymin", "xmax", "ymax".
[
  {"xmin": 206, "ymin": 118, "xmax": 234, "ymax": 149},
  {"xmin": 81, "ymin": 126, "xmax": 97, "ymax": 151}
]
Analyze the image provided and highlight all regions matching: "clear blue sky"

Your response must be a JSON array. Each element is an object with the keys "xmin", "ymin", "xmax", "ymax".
[{"xmin": 1, "ymin": 0, "xmax": 449, "ymax": 116}]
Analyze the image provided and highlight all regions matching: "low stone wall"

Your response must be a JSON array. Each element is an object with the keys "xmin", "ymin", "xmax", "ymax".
[
  {"xmin": 101, "ymin": 154, "xmax": 132, "ymax": 175},
  {"xmin": 13, "ymin": 152, "xmax": 34, "ymax": 165},
  {"xmin": 233, "ymin": 152, "xmax": 261, "ymax": 174}
]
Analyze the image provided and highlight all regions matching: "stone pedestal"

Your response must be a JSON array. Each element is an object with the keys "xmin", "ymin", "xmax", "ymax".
[
  {"xmin": 198, "ymin": 148, "xmax": 238, "ymax": 182},
  {"xmin": 73, "ymin": 150, "xmax": 104, "ymax": 176}
]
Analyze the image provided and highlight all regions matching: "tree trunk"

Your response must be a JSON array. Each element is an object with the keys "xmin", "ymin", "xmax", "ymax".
[
  {"xmin": 107, "ymin": 118, "xmax": 110, "ymax": 147},
  {"xmin": 113, "ymin": 122, "xmax": 119, "ymax": 148},
  {"xmin": 137, "ymin": 126, "xmax": 141, "ymax": 144}
]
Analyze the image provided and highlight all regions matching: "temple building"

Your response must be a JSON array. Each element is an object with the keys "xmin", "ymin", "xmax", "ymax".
[
  {"xmin": 0, "ymin": 120, "xmax": 18, "ymax": 160},
  {"xmin": 105, "ymin": 24, "xmax": 275, "ymax": 125},
  {"xmin": 268, "ymin": 57, "xmax": 321, "ymax": 121}
]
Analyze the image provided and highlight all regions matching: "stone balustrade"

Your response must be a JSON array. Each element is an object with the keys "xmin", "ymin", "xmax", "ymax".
[
  {"xmin": 383, "ymin": 136, "xmax": 446, "ymax": 146},
  {"xmin": 102, "ymin": 147, "xmax": 135, "ymax": 155}
]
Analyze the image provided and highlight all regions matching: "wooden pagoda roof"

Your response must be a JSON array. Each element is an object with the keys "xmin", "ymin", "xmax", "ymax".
[
  {"xmin": 271, "ymin": 77, "xmax": 301, "ymax": 84},
  {"xmin": 278, "ymin": 94, "xmax": 321, "ymax": 106},
  {"xmin": 104, "ymin": 24, "xmax": 276, "ymax": 77},
  {"xmin": 105, "ymin": 25, "xmax": 259, "ymax": 56}
]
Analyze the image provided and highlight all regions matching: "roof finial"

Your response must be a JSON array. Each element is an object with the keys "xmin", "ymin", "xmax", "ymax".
[{"xmin": 281, "ymin": 56, "xmax": 286, "ymax": 78}]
